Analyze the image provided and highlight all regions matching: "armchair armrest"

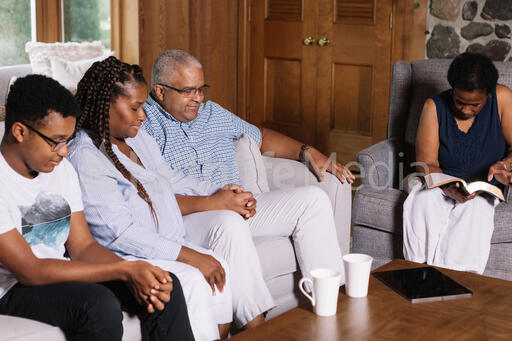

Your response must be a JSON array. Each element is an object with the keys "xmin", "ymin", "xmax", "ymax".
[
  {"xmin": 505, "ymin": 186, "xmax": 512, "ymax": 203},
  {"xmin": 262, "ymin": 156, "xmax": 352, "ymax": 255},
  {"xmin": 357, "ymin": 137, "xmax": 404, "ymax": 188}
]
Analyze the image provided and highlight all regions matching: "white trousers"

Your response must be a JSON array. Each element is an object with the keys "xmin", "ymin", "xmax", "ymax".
[
  {"xmin": 403, "ymin": 178, "xmax": 498, "ymax": 274},
  {"xmin": 183, "ymin": 185, "xmax": 344, "ymax": 322},
  {"xmin": 125, "ymin": 243, "xmax": 233, "ymax": 341},
  {"xmin": 183, "ymin": 210, "xmax": 275, "ymax": 327},
  {"xmin": 250, "ymin": 186, "xmax": 345, "ymax": 284}
]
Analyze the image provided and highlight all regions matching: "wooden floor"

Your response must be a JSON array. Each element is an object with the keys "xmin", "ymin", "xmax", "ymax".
[{"xmin": 231, "ymin": 259, "xmax": 512, "ymax": 340}]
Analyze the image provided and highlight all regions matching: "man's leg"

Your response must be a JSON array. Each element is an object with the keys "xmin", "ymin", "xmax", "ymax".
[
  {"xmin": 0, "ymin": 282, "xmax": 123, "ymax": 341},
  {"xmin": 183, "ymin": 210, "xmax": 275, "ymax": 327},
  {"xmin": 249, "ymin": 186, "xmax": 345, "ymax": 286},
  {"xmin": 100, "ymin": 274, "xmax": 194, "ymax": 341}
]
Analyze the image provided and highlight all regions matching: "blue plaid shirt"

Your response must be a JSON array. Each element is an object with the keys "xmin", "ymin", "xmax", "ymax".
[{"xmin": 143, "ymin": 96, "xmax": 262, "ymax": 186}]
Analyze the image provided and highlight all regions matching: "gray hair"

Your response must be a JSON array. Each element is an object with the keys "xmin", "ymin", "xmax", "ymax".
[{"xmin": 150, "ymin": 50, "xmax": 202, "ymax": 92}]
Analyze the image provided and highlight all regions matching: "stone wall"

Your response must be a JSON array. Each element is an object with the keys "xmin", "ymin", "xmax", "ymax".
[{"xmin": 426, "ymin": 0, "xmax": 512, "ymax": 61}]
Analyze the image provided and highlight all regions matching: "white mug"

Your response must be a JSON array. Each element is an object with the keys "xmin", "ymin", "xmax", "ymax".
[
  {"xmin": 299, "ymin": 268, "xmax": 342, "ymax": 316},
  {"xmin": 343, "ymin": 253, "xmax": 373, "ymax": 298}
]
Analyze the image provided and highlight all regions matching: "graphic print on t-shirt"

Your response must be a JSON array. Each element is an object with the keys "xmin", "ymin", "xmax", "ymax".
[{"xmin": 18, "ymin": 192, "xmax": 71, "ymax": 249}]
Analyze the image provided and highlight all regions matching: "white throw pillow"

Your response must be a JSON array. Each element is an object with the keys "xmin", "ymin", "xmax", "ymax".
[
  {"xmin": 49, "ymin": 53, "xmax": 113, "ymax": 93},
  {"xmin": 25, "ymin": 41, "xmax": 105, "ymax": 77},
  {"xmin": 234, "ymin": 134, "xmax": 270, "ymax": 194}
]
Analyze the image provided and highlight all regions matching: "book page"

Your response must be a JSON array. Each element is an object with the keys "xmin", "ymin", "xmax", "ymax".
[
  {"xmin": 424, "ymin": 173, "xmax": 466, "ymax": 189},
  {"xmin": 466, "ymin": 181, "xmax": 505, "ymax": 201}
]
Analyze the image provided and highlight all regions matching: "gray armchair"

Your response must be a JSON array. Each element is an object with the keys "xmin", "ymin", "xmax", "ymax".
[{"xmin": 352, "ymin": 59, "xmax": 512, "ymax": 280}]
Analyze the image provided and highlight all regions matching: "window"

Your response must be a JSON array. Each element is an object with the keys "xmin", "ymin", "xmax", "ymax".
[
  {"xmin": 0, "ymin": 0, "xmax": 34, "ymax": 66},
  {"xmin": 0, "ymin": 0, "xmax": 111, "ymax": 67},
  {"xmin": 63, "ymin": 0, "xmax": 110, "ymax": 49}
]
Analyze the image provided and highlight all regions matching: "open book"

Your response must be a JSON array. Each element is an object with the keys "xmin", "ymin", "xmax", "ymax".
[{"xmin": 424, "ymin": 173, "xmax": 504, "ymax": 201}]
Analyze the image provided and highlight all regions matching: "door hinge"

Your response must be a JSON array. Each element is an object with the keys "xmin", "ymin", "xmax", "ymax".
[
  {"xmin": 389, "ymin": 12, "xmax": 393, "ymax": 29},
  {"xmin": 248, "ymin": 2, "xmax": 252, "ymax": 22}
]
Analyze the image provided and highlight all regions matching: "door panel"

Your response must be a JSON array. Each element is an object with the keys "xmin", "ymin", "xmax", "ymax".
[
  {"xmin": 250, "ymin": 0, "xmax": 393, "ymax": 162},
  {"xmin": 264, "ymin": 58, "xmax": 302, "ymax": 126},
  {"xmin": 317, "ymin": 0, "xmax": 393, "ymax": 164},
  {"xmin": 250, "ymin": 0, "xmax": 317, "ymax": 144}
]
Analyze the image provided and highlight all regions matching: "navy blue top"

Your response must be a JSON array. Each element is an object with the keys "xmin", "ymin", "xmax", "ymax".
[{"xmin": 433, "ymin": 89, "xmax": 506, "ymax": 182}]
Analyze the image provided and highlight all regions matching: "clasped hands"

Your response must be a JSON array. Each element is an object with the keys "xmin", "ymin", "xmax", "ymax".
[
  {"xmin": 212, "ymin": 184, "xmax": 257, "ymax": 219},
  {"xmin": 125, "ymin": 260, "xmax": 174, "ymax": 313}
]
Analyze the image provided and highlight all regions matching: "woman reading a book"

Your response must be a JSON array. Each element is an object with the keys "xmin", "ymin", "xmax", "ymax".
[{"xmin": 403, "ymin": 52, "xmax": 512, "ymax": 274}]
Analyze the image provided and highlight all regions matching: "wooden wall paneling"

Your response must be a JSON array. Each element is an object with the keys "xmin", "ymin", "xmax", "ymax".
[
  {"xmin": 138, "ymin": 0, "xmax": 190, "ymax": 86},
  {"xmin": 391, "ymin": 0, "xmax": 427, "ymax": 63},
  {"xmin": 35, "ymin": 0, "xmax": 61, "ymax": 43},
  {"xmin": 189, "ymin": 0, "xmax": 238, "ymax": 113},
  {"xmin": 237, "ymin": 0, "xmax": 251, "ymax": 120},
  {"xmin": 111, "ymin": 0, "xmax": 139, "ymax": 65}
]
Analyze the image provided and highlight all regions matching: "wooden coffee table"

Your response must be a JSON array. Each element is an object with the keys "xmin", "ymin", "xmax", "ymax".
[{"xmin": 231, "ymin": 259, "xmax": 512, "ymax": 340}]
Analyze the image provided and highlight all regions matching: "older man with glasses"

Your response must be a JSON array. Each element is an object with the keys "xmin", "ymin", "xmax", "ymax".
[{"xmin": 142, "ymin": 49, "xmax": 353, "ymax": 327}]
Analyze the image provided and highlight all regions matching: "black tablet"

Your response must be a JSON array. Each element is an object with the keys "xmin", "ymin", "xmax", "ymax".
[{"xmin": 373, "ymin": 266, "xmax": 473, "ymax": 303}]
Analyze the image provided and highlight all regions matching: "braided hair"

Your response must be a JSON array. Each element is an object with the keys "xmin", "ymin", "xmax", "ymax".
[{"xmin": 75, "ymin": 56, "xmax": 159, "ymax": 227}]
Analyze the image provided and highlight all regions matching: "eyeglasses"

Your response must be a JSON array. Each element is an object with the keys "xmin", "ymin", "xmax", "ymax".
[
  {"xmin": 157, "ymin": 83, "xmax": 210, "ymax": 98},
  {"xmin": 23, "ymin": 122, "xmax": 70, "ymax": 153}
]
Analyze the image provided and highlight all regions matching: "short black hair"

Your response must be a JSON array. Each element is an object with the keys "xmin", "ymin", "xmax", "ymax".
[
  {"xmin": 447, "ymin": 52, "xmax": 499, "ymax": 94},
  {"xmin": 5, "ymin": 74, "xmax": 81, "ymax": 130}
]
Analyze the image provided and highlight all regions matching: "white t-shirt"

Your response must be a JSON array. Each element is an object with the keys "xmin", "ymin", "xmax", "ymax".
[{"xmin": 0, "ymin": 154, "xmax": 84, "ymax": 299}]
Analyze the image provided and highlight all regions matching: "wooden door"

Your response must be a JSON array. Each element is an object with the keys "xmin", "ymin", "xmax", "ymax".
[
  {"xmin": 249, "ymin": 0, "xmax": 393, "ymax": 165},
  {"xmin": 317, "ymin": 0, "xmax": 393, "ymax": 164},
  {"xmin": 249, "ymin": 0, "xmax": 318, "ymax": 145}
]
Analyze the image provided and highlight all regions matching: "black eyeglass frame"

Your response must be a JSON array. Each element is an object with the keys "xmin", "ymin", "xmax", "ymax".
[
  {"xmin": 157, "ymin": 83, "xmax": 210, "ymax": 97},
  {"xmin": 23, "ymin": 122, "xmax": 70, "ymax": 152}
]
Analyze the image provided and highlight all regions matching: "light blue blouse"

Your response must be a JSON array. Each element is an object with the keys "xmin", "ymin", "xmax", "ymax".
[{"xmin": 68, "ymin": 129, "xmax": 220, "ymax": 261}]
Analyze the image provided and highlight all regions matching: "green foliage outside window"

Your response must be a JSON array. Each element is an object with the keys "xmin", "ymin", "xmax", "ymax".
[
  {"xmin": 63, "ymin": 0, "xmax": 110, "ymax": 49},
  {"xmin": 0, "ymin": 0, "xmax": 31, "ymax": 67}
]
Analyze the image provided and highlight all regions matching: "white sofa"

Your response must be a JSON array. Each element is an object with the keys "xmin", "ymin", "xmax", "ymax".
[{"xmin": 0, "ymin": 65, "xmax": 351, "ymax": 340}]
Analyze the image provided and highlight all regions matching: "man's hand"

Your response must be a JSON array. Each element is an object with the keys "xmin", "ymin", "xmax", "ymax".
[
  {"xmin": 441, "ymin": 183, "xmax": 477, "ymax": 203},
  {"xmin": 211, "ymin": 184, "xmax": 257, "ymax": 219},
  {"xmin": 305, "ymin": 148, "xmax": 355, "ymax": 184},
  {"xmin": 177, "ymin": 247, "xmax": 226, "ymax": 295},
  {"xmin": 488, "ymin": 160, "xmax": 512, "ymax": 187},
  {"xmin": 124, "ymin": 260, "xmax": 173, "ymax": 313}
]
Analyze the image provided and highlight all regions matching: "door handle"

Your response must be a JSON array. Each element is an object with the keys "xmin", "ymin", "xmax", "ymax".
[
  {"xmin": 318, "ymin": 37, "xmax": 330, "ymax": 47},
  {"xmin": 303, "ymin": 37, "xmax": 315, "ymax": 46}
]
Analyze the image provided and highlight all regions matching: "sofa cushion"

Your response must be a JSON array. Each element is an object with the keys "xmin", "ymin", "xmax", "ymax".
[
  {"xmin": 49, "ymin": 54, "xmax": 113, "ymax": 93},
  {"xmin": 0, "ymin": 121, "xmax": 4, "ymax": 140},
  {"xmin": 234, "ymin": 133, "xmax": 270, "ymax": 194},
  {"xmin": 25, "ymin": 41, "xmax": 105, "ymax": 77},
  {"xmin": 0, "ymin": 312, "xmax": 142, "ymax": 341},
  {"xmin": 352, "ymin": 186, "xmax": 407, "ymax": 234},
  {"xmin": 253, "ymin": 236, "xmax": 297, "ymax": 281}
]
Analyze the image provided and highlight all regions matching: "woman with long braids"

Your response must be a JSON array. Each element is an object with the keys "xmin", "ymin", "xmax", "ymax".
[{"xmin": 69, "ymin": 56, "xmax": 272, "ymax": 340}]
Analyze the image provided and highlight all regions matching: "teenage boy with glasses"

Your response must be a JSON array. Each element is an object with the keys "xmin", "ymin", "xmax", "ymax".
[{"xmin": 0, "ymin": 74, "xmax": 194, "ymax": 341}]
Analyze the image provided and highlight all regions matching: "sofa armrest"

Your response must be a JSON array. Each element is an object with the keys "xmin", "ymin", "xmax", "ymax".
[
  {"xmin": 357, "ymin": 137, "xmax": 404, "ymax": 188},
  {"xmin": 262, "ymin": 156, "xmax": 352, "ymax": 255}
]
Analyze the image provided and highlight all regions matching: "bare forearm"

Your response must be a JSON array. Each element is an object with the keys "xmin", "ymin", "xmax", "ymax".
[
  {"xmin": 18, "ymin": 258, "xmax": 130, "ymax": 286},
  {"xmin": 260, "ymin": 128, "xmax": 304, "ymax": 159},
  {"xmin": 70, "ymin": 241, "xmax": 123, "ymax": 264},
  {"xmin": 176, "ymin": 194, "xmax": 215, "ymax": 215},
  {"xmin": 415, "ymin": 163, "xmax": 442, "ymax": 175}
]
